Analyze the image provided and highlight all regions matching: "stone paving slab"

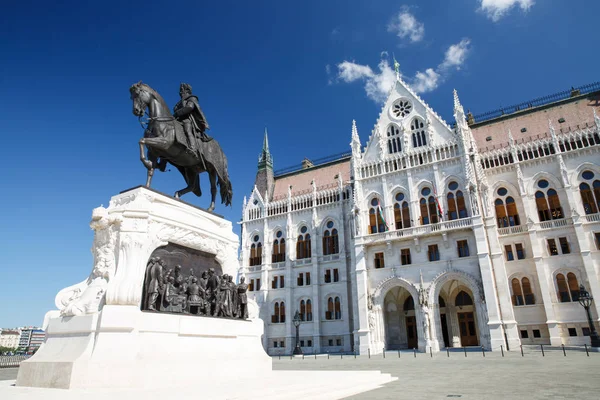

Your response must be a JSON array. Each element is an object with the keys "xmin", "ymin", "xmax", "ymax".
[
  {"xmin": 3, "ymin": 348, "xmax": 599, "ymax": 399},
  {"xmin": 273, "ymin": 350, "xmax": 600, "ymax": 399}
]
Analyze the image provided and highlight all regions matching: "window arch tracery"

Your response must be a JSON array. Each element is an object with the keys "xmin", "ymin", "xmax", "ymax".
[
  {"xmin": 387, "ymin": 124, "xmax": 402, "ymax": 154},
  {"xmin": 393, "ymin": 192, "xmax": 411, "ymax": 229},
  {"xmin": 322, "ymin": 220, "xmax": 339, "ymax": 255},
  {"xmin": 556, "ymin": 272, "xmax": 580, "ymax": 302},
  {"xmin": 369, "ymin": 197, "xmax": 387, "ymax": 233},
  {"xmin": 510, "ymin": 276, "xmax": 535, "ymax": 306},
  {"xmin": 419, "ymin": 186, "xmax": 440, "ymax": 225},
  {"xmin": 272, "ymin": 230, "xmax": 285, "ymax": 263},
  {"xmin": 249, "ymin": 234, "xmax": 262, "ymax": 266},
  {"xmin": 411, "ymin": 117, "xmax": 427, "ymax": 148},
  {"xmin": 296, "ymin": 226, "xmax": 311, "ymax": 259},
  {"xmin": 535, "ymin": 179, "xmax": 564, "ymax": 221},
  {"xmin": 271, "ymin": 301, "xmax": 285, "ymax": 323},
  {"xmin": 494, "ymin": 187, "xmax": 521, "ymax": 227},
  {"xmin": 446, "ymin": 181, "xmax": 468, "ymax": 220},
  {"xmin": 579, "ymin": 170, "xmax": 600, "ymax": 214}
]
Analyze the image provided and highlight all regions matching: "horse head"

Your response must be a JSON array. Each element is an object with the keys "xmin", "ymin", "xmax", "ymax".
[{"xmin": 129, "ymin": 81, "xmax": 152, "ymax": 117}]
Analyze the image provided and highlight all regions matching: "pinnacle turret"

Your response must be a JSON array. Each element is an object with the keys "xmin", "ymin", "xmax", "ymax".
[{"xmin": 258, "ymin": 128, "xmax": 273, "ymax": 170}]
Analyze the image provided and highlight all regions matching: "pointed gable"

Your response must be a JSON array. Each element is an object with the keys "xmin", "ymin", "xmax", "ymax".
[{"xmin": 362, "ymin": 76, "xmax": 455, "ymax": 162}]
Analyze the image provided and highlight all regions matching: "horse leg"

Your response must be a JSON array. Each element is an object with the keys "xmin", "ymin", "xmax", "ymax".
[
  {"xmin": 139, "ymin": 140, "xmax": 153, "ymax": 170},
  {"xmin": 208, "ymin": 169, "xmax": 217, "ymax": 212},
  {"xmin": 139, "ymin": 140, "xmax": 155, "ymax": 187},
  {"xmin": 174, "ymin": 169, "xmax": 197, "ymax": 199}
]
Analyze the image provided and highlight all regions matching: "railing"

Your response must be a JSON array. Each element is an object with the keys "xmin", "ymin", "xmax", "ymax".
[
  {"xmin": 359, "ymin": 141, "xmax": 459, "ymax": 180},
  {"xmin": 583, "ymin": 213, "xmax": 600, "ymax": 223},
  {"xmin": 272, "ymin": 262, "xmax": 286, "ymax": 269},
  {"xmin": 322, "ymin": 254, "xmax": 340, "ymax": 262},
  {"xmin": 497, "ymin": 225, "xmax": 528, "ymax": 236},
  {"xmin": 274, "ymin": 151, "xmax": 351, "ymax": 177},
  {"xmin": 0, "ymin": 355, "xmax": 30, "ymax": 368},
  {"xmin": 538, "ymin": 218, "xmax": 571, "ymax": 230},
  {"xmin": 363, "ymin": 217, "xmax": 473, "ymax": 244},
  {"xmin": 293, "ymin": 259, "xmax": 312, "ymax": 267},
  {"xmin": 471, "ymin": 81, "xmax": 600, "ymax": 124}
]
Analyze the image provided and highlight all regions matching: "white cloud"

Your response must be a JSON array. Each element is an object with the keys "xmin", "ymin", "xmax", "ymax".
[
  {"xmin": 365, "ymin": 59, "xmax": 397, "ymax": 103},
  {"xmin": 440, "ymin": 39, "xmax": 471, "ymax": 70},
  {"xmin": 336, "ymin": 59, "xmax": 396, "ymax": 103},
  {"xmin": 333, "ymin": 39, "xmax": 472, "ymax": 101},
  {"xmin": 387, "ymin": 7, "xmax": 425, "ymax": 43},
  {"xmin": 337, "ymin": 61, "xmax": 374, "ymax": 82},
  {"xmin": 479, "ymin": 0, "xmax": 534, "ymax": 22},
  {"xmin": 411, "ymin": 68, "xmax": 441, "ymax": 93}
]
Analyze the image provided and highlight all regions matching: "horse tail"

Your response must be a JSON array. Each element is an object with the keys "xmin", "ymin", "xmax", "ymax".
[
  {"xmin": 204, "ymin": 139, "xmax": 233, "ymax": 207},
  {"xmin": 216, "ymin": 160, "xmax": 233, "ymax": 207}
]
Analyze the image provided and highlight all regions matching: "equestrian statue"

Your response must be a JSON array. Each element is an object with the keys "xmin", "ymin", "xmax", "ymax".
[{"xmin": 129, "ymin": 82, "xmax": 232, "ymax": 211}]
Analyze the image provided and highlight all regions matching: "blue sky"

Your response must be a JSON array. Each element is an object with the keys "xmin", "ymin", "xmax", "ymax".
[{"xmin": 1, "ymin": 0, "xmax": 598, "ymax": 328}]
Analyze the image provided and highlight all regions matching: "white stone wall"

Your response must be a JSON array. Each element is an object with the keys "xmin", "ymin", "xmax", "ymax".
[{"xmin": 241, "ymin": 78, "xmax": 600, "ymax": 354}]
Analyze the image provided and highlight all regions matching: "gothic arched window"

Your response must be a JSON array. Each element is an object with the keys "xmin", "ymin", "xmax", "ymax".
[
  {"xmin": 296, "ymin": 226, "xmax": 311, "ymax": 259},
  {"xmin": 393, "ymin": 192, "xmax": 411, "ymax": 229},
  {"xmin": 369, "ymin": 197, "xmax": 387, "ymax": 233},
  {"xmin": 272, "ymin": 230, "xmax": 285, "ymax": 263},
  {"xmin": 495, "ymin": 187, "xmax": 520, "ymax": 227},
  {"xmin": 511, "ymin": 277, "xmax": 535, "ymax": 306},
  {"xmin": 446, "ymin": 181, "xmax": 468, "ymax": 220},
  {"xmin": 272, "ymin": 301, "xmax": 285, "ymax": 323},
  {"xmin": 419, "ymin": 187, "xmax": 439, "ymax": 225},
  {"xmin": 387, "ymin": 124, "xmax": 402, "ymax": 154},
  {"xmin": 249, "ymin": 235, "xmax": 262, "ymax": 266},
  {"xmin": 579, "ymin": 170, "xmax": 600, "ymax": 214},
  {"xmin": 556, "ymin": 273, "xmax": 580, "ymax": 302},
  {"xmin": 322, "ymin": 221, "xmax": 339, "ymax": 255},
  {"xmin": 411, "ymin": 118, "xmax": 427, "ymax": 148},
  {"xmin": 535, "ymin": 180, "xmax": 564, "ymax": 222},
  {"xmin": 334, "ymin": 297, "xmax": 341, "ymax": 320}
]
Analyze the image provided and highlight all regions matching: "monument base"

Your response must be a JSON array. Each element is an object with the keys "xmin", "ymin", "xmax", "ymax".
[{"xmin": 17, "ymin": 305, "xmax": 271, "ymax": 389}]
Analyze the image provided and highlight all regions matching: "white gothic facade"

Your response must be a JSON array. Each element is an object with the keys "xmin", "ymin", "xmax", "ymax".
[{"xmin": 240, "ymin": 76, "xmax": 600, "ymax": 355}]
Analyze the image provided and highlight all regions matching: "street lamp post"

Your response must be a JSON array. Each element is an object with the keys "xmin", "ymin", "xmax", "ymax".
[
  {"xmin": 577, "ymin": 285, "xmax": 600, "ymax": 348},
  {"xmin": 293, "ymin": 310, "xmax": 303, "ymax": 355}
]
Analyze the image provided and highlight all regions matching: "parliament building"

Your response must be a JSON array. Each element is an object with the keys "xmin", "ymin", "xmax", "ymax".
[{"xmin": 239, "ymin": 74, "xmax": 600, "ymax": 355}]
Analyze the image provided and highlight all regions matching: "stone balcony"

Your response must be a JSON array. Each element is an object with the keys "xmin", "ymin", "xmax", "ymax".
[
  {"xmin": 538, "ymin": 217, "xmax": 573, "ymax": 230},
  {"xmin": 361, "ymin": 217, "xmax": 474, "ymax": 245},
  {"xmin": 583, "ymin": 212, "xmax": 600, "ymax": 224},
  {"xmin": 497, "ymin": 225, "xmax": 528, "ymax": 236}
]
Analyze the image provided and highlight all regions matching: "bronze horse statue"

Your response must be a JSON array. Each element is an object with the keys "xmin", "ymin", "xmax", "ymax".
[{"xmin": 129, "ymin": 82, "xmax": 232, "ymax": 211}]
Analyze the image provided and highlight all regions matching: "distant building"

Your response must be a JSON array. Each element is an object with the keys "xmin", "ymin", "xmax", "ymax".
[
  {"xmin": 0, "ymin": 329, "xmax": 21, "ymax": 349},
  {"xmin": 18, "ymin": 327, "xmax": 45, "ymax": 353},
  {"xmin": 240, "ymin": 77, "xmax": 600, "ymax": 355}
]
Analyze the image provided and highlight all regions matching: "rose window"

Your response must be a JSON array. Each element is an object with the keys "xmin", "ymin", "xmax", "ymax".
[{"xmin": 392, "ymin": 100, "xmax": 412, "ymax": 118}]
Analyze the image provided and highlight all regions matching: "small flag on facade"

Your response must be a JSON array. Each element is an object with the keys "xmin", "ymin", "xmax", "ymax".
[
  {"xmin": 377, "ymin": 200, "xmax": 389, "ymax": 231},
  {"xmin": 432, "ymin": 186, "xmax": 444, "ymax": 221}
]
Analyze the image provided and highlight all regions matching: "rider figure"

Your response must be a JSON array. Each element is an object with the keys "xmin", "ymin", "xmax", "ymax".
[{"xmin": 173, "ymin": 83, "xmax": 212, "ymax": 155}]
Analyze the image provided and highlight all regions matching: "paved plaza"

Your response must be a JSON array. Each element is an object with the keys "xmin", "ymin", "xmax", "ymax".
[
  {"xmin": 273, "ymin": 348, "xmax": 600, "ymax": 400},
  {"xmin": 1, "ymin": 348, "xmax": 599, "ymax": 399}
]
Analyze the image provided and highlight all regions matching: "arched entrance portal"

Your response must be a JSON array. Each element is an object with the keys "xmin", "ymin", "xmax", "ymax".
[
  {"xmin": 436, "ymin": 280, "xmax": 480, "ymax": 348},
  {"xmin": 384, "ymin": 287, "xmax": 419, "ymax": 349}
]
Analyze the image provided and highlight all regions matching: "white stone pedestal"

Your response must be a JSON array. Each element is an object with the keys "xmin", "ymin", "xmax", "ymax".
[
  {"xmin": 17, "ymin": 187, "xmax": 270, "ymax": 389},
  {"xmin": 17, "ymin": 305, "xmax": 271, "ymax": 389}
]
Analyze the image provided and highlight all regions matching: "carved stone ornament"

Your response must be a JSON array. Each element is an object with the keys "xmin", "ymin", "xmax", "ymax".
[
  {"xmin": 55, "ymin": 207, "xmax": 121, "ymax": 316},
  {"xmin": 55, "ymin": 187, "xmax": 239, "ymax": 317}
]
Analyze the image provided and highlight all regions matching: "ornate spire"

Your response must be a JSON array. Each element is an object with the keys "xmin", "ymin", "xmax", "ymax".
[
  {"xmin": 548, "ymin": 119, "xmax": 558, "ymax": 144},
  {"xmin": 594, "ymin": 108, "xmax": 600, "ymax": 130},
  {"xmin": 393, "ymin": 56, "xmax": 400, "ymax": 81},
  {"xmin": 453, "ymin": 89, "xmax": 467, "ymax": 130},
  {"xmin": 426, "ymin": 108, "xmax": 435, "ymax": 146},
  {"xmin": 351, "ymin": 119, "xmax": 362, "ymax": 159},
  {"xmin": 257, "ymin": 128, "xmax": 273, "ymax": 170}
]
